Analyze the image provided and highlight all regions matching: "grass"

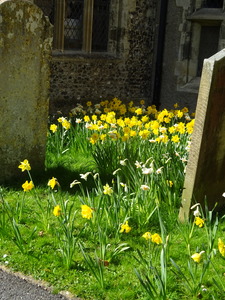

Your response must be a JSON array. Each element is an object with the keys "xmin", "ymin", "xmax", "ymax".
[{"xmin": 1, "ymin": 98, "xmax": 225, "ymax": 299}]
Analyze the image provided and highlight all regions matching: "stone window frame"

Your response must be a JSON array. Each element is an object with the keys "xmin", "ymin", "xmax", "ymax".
[
  {"xmin": 177, "ymin": 2, "xmax": 225, "ymax": 93},
  {"xmin": 53, "ymin": 0, "xmax": 119, "ymax": 55}
]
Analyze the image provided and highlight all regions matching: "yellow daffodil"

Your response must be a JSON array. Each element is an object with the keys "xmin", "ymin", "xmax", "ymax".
[
  {"xmin": 186, "ymin": 119, "xmax": 195, "ymax": 134},
  {"xmin": 139, "ymin": 130, "xmax": 150, "ymax": 139},
  {"xmin": 141, "ymin": 115, "xmax": 149, "ymax": 123},
  {"xmin": 48, "ymin": 177, "xmax": 59, "ymax": 189},
  {"xmin": 120, "ymin": 221, "xmax": 131, "ymax": 233},
  {"xmin": 50, "ymin": 124, "xmax": 57, "ymax": 133},
  {"xmin": 90, "ymin": 133, "xmax": 99, "ymax": 144},
  {"xmin": 84, "ymin": 115, "xmax": 90, "ymax": 122},
  {"xmin": 191, "ymin": 251, "xmax": 205, "ymax": 263},
  {"xmin": 135, "ymin": 108, "xmax": 143, "ymax": 115},
  {"xmin": 22, "ymin": 180, "xmax": 34, "ymax": 192},
  {"xmin": 92, "ymin": 115, "xmax": 97, "ymax": 121},
  {"xmin": 195, "ymin": 216, "xmax": 204, "ymax": 228},
  {"xmin": 171, "ymin": 135, "xmax": 180, "ymax": 143},
  {"xmin": 86, "ymin": 101, "xmax": 92, "ymax": 107},
  {"xmin": 62, "ymin": 119, "xmax": 71, "ymax": 130},
  {"xmin": 167, "ymin": 180, "xmax": 173, "ymax": 187},
  {"xmin": 18, "ymin": 159, "xmax": 31, "ymax": 172},
  {"xmin": 151, "ymin": 233, "xmax": 162, "ymax": 245},
  {"xmin": 57, "ymin": 117, "xmax": 63, "ymax": 123},
  {"xmin": 168, "ymin": 126, "xmax": 176, "ymax": 134},
  {"xmin": 53, "ymin": 205, "xmax": 61, "ymax": 217},
  {"xmin": 103, "ymin": 183, "xmax": 113, "ymax": 195},
  {"xmin": 218, "ymin": 238, "xmax": 225, "ymax": 256},
  {"xmin": 176, "ymin": 122, "xmax": 186, "ymax": 134},
  {"xmin": 142, "ymin": 232, "xmax": 151, "ymax": 240},
  {"xmin": 177, "ymin": 110, "xmax": 183, "ymax": 118},
  {"xmin": 181, "ymin": 107, "xmax": 189, "ymax": 113},
  {"xmin": 81, "ymin": 204, "xmax": 93, "ymax": 219}
]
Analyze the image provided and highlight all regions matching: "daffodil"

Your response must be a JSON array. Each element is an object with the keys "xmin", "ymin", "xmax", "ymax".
[
  {"xmin": 171, "ymin": 135, "xmax": 180, "ymax": 143},
  {"xmin": 48, "ymin": 177, "xmax": 59, "ymax": 189},
  {"xmin": 191, "ymin": 251, "xmax": 205, "ymax": 263},
  {"xmin": 120, "ymin": 159, "xmax": 127, "ymax": 166},
  {"xmin": 195, "ymin": 216, "xmax": 204, "ymax": 228},
  {"xmin": 90, "ymin": 133, "xmax": 99, "ymax": 144},
  {"xmin": 18, "ymin": 159, "xmax": 31, "ymax": 172},
  {"xmin": 142, "ymin": 167, "xmax": 153, "ymax": 175},
  {"xmin": 70, "ymin": 180, "xmax": 81, "ymax": 188},
  {"xmin": 81, "ymin": 204, "xmax": 93, "ymax": 219},
  {"xmin": 53, "ymin": 205, "xmax": 61, "ymax": 217},
  {"xmin": 135, "ymin": 108, "xmax": 143, "ymax": 115},
  {"xmin": 142, "ymin": 232, "xmax": 151, "ymax": 240},
  {"xmin": 120, "ymin": 221, "xmax": 131, "ymax": 233},
  {"xmin": 167, "ymin": 180, "xmax": 173, "ymax": 187},
  {"xmin": 22, "ymin": 180, "xmax": 34, "ymax": 192},
  {"xmin": 84, "ymin": 115, "xmax": 90, "ymax": 122},
  {"xmin": 151, "ymin": 233, "xmax": 162, "ymax": 245},
  {"xmin": 80, "ymin": 172, "xmax": 91, "ymax": 181},
  {"xmin": 191, "ymin": 203, "xmax": 201, "ymax": 217},
  {"xmin": 218, "ymin": 238, "xmax": 225, "ymax": 256},
  {"xmin": 62, "ymin": 119, "xmax": 71, "ymax": 130},
  {"xmin": 50, "ymin": 124, "xmax": 57, "ymax": 133},
  {"xmin": 103, "ymin": 184, "xmax": 113, "ymax": 196},
  {"xmin": 140, "ymin": 185, "xmax": 150, "ymax": 191}
]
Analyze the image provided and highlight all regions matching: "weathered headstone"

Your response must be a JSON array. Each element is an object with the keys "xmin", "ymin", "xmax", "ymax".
[
  {"xmin": 0, "ymin": 0, "xmax": 52, "ymax": 182},
  {"xmin": 179, "ymin": 49, "xmax": 225, "ymax": 221}
]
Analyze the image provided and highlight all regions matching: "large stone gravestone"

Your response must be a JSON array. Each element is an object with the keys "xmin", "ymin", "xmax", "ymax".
[
  {"xmin": 179, "ymin": 49, "xmax": 225, "ymax": 221},
  {"xmin": 0, "ymin": 0, "xmax": 52, "ymax": 182}
]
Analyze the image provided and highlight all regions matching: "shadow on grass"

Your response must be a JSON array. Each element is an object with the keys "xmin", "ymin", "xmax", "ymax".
[
  {"xmin": 0, "ymin": 166, "xmax": 95, "ymax": 193},
  {"xmin": 1, "ymin": 155, "xmax": 116, "ymax": 195}
]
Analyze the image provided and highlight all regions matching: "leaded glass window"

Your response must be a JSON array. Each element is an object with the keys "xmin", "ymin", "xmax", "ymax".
[
  {"xmin": 34, "ymin": 0, "xmax": 111, "ymax": 52},
  {"xmin": 92, "ymin": 0, "xmax": 110, "ymax": 51},
  {"xmin": 64, "ymin": 0, "xmax": 84, "ymax": 50},
  {"xmin": 201, "ymin": 0, "xmax": 223, "ymax": 8}
]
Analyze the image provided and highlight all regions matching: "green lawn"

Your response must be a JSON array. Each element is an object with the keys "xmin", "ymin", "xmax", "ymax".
[{"xmin": 1, "ymin": 99, "xmax": 225, "ymax": 299}]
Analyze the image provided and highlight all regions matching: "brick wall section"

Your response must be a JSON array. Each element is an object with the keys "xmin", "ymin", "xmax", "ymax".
[{"xmin": 35, "ymin": 0, "xmax": 157, "ymax": 113}]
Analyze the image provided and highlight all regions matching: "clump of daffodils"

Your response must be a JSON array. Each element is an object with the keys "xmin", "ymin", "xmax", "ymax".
[
  {"xmin": 69, "ymin": 98, "xmax": 194, "ymax": 146},
  {"xmin": 142, "ymin": 232, "xmax": 162, "ymax": 245}
]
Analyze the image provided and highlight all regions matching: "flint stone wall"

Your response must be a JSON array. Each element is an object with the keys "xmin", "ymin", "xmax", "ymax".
[
  {"xmin": 34, "ymin": 0, "xmax": 156, "ymax": 113},
  {"xmin": 0, "ymin": 0, "xmax": 52, "ymax": 183}
]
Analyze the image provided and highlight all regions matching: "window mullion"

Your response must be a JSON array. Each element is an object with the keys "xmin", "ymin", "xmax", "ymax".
[
  {"xmin": 53, "ymin": 0, "xmax": 65, "ymax": 51},
  {"xmin": 83, "ymin": 0, "xmax": 94, "ymax": 52}
]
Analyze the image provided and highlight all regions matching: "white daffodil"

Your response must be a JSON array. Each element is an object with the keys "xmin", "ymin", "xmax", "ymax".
[
  {"xmin": 120, "ymin": 159, "xmax": 128, "ymax": 166},
  {"xmin": 140, "ymin": 185, "xmax": 150, "ymax": 191},
  {"xmin": 142, "ymin": 167, "xmax": 153, "ymax": 175},
  {"xmin": 80, "ymin": 172, "xmax": 91, "ymax": 181},
  {"xmin": 70, "ymin": 180, "xmax": 81, "ymax": 188},
  {"xmin": 135, "ymin": 161, "xmax": 142, "ymax": 168},
  {"xmin": 191, "ymin": 203, "xmax": 201, "ymax": 217}
]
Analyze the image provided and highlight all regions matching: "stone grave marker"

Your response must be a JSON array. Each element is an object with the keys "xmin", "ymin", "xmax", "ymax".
[
  {"xmin": 0, "ymin": 0, "xmax": 52, "ymax": 183},
  {"xmin": 179, "ymin": 49, "xmax": 225, "ymax": 221}
]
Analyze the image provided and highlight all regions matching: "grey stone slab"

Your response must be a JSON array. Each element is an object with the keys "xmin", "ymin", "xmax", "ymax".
[
  {"xmin": 0, "ymin": 0, "xmax": 52, "ymax": 183},
  {"xmin": 179, "ymin": 49, "xmax": 225, "ymax": 221}
]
